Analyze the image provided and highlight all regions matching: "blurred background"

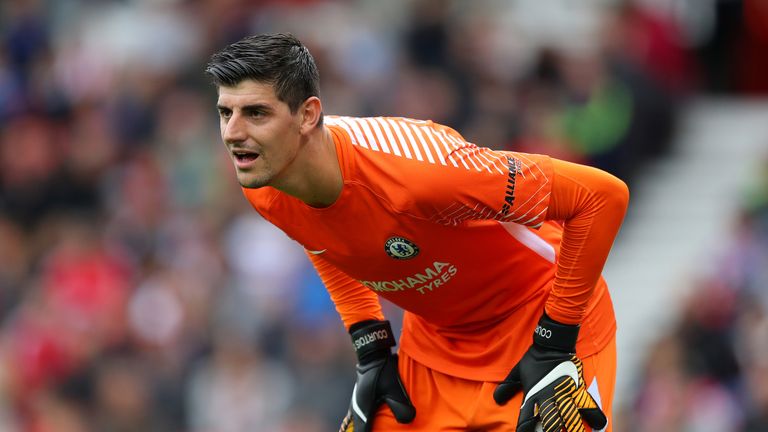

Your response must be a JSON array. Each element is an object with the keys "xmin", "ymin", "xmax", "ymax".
[{"xmin": 1, "ymin": 0, "xmax": 767, "ymax": 430}]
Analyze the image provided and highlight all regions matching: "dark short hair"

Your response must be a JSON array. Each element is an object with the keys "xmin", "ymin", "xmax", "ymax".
[{"xmin": 205, "ymin": 33, "xmax": 320, "ymax": 114}]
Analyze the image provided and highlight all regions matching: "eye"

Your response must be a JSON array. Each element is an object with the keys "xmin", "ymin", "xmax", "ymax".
[
  {"xmin": 218, "ymin": 108, "xmax": 232, "ymax": 119},
  {"xmin": 244, "ymin": 108, "xmax": 265, "ymax": 119}
]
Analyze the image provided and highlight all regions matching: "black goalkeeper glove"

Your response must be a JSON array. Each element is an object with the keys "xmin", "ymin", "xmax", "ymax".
[
  {"xmin": 493, "ymin": 314, "xmax": 607, "ymax": 432},
  {"xmin": 339, "ymin": 320, "xmax": 415, "ymax": 432}
]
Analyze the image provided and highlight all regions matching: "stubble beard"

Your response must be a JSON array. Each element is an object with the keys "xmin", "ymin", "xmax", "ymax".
[{"xmin": 236, "ymin": 165, "xmax": 273, "ymax": 189}]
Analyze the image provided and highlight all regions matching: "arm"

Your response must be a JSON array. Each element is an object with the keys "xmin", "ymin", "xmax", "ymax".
[
  {"xmin": 545, "ymin": 158, "xmax": 630, "ymax": 324},
  {"xmin": 305, "ymin": 252, "xmax": 415, "ymax": 431},
  {"xmin": 495, "ymin": 158, "xmax": 629, "ymax": 432}
]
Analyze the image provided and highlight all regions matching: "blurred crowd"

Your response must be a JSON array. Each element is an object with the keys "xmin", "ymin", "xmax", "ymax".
[
  {"xmin": 0, "ymin": 0, "xmax": 766, "ymax": 431},
  {"xmin": 621, "ymin": 159, "xmax": 768, "ymax": 432}
]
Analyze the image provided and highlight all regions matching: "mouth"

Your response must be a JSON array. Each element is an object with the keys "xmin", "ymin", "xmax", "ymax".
[{"xmin": 231, "ymin": 148, "xmax": 260, "ymax": 168}]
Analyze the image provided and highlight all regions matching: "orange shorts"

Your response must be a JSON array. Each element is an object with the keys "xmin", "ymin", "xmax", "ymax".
[{"xmin": 371, "ymin": 337, "xmax": 616, "ymax": 431}]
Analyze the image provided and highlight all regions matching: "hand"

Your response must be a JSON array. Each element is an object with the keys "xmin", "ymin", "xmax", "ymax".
[
  {"xmin": 493, "ymin": 314, "xmax": 607, "ymax": 432},
  {"xmin": 340, "ymin": 320, "xmax": 415, "ymax": 432}
]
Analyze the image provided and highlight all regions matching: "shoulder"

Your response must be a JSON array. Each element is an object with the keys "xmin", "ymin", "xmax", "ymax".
[{"xmin": 325, "ymin": 115, "xmax": 481, "ymax": 174}]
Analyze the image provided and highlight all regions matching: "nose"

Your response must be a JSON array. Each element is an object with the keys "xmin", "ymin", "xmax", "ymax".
[{"xmin": 222, "ymin": 113, "xmax": 247, "ymax": 144}]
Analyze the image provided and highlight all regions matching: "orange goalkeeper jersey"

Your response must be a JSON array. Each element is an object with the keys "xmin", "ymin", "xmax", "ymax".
[{"xmin": 243, "ymin": 116, "xmax": 628, "ymax": 381}]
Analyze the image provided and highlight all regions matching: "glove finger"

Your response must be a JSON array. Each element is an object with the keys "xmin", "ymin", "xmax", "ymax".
[
  {"xmin": 515, "ymin": 397, "xmax": 539, "ymax": 432},
  {"xmin": 494, "ymin": 363, "xmax": 522, "ymax": 405},
  {"xmin": 385, "ymin": 396, "xmax": 416, "ymax": 424},
  {"xmin": 550, "ymin": 378, "xmax": 584, "ymax": 432},
  {"xmin": 379, "ymin": 354, "xmax": 416, "ymax": 424},
  {"xmin": 555, "ymin": 397, "xmax": 585, "ymax": 432},
  {"xmin": 339, "ymin": 409, "xmax": 353, "ymax": 432},
  {"xmin": 538, "ymin": 399, "xmax": 564, "ymax": 432},
  {"xmin": 573, "ymin": 387, "xmax": 608, "ymax": 430}
]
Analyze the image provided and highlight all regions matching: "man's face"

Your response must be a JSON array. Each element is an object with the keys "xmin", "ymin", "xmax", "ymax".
[{"xmin": 216, "ymin": 80, "xmax": 302, "ymax": 189}]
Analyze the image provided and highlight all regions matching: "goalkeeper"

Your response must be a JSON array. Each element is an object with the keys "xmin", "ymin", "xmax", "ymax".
[{"xmin": 206, "ymin": 33, "xmax": 629, "ymax": 432}]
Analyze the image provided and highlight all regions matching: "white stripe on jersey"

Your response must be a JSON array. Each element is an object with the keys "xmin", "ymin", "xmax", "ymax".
[
  {"xmin": 420, "ymin": 125, "xmax": 454, "ymax": 167},
  {"xmin": 333, "ymin": 118, "xmax": 358, "ymax": 146},
  {"xmin": 498, "ymin": 221, "xmax": 556, "ymax": 263},
  {"xmin": 384, "ymin": 118, "xmax": 413, "ymax": 159},
  {"xmin": 399, "ymin": 121, "xmax": 424, "ymax": 161},
  {"xmin": 359, "ymin": 118, "xmax": 389, "ymax": 154},
  {"xmin": 406, "ymin": 123, "xmax": 435, "ymax": 164},
  {"xmin": 327, "ymin": 116, "xmax": 511, "ymax": 173},
  {"xmin": 371, "ymin": 118, "xmax": 402, "ymax": 156}
]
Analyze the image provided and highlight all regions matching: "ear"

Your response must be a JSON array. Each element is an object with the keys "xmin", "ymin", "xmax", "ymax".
[{"xmin": 299, "ymin": 96, "xmax": 323, "ymax": 134}]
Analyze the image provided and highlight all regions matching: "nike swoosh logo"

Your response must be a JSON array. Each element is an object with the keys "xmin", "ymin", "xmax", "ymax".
[
  {"xmin": 307, "ymin": 249, "xmax": 327, "ymax": 255},
  {"xmin": 351, "ymin": 383, "xmax": 367, "ymax": 423},
  {"xmin": 521, "ymin": 360, "xmax": 579, "ymax": 411}
]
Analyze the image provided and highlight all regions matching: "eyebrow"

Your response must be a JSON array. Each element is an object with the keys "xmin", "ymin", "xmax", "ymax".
[{"xmin": 216, "ymin": 103, "xmax": 272, "ymax": 112}]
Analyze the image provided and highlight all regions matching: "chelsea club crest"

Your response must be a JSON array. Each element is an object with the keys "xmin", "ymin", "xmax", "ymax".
[{"xmin": 385, "ymin": 236, "xmax": 420, "ymax": 260}]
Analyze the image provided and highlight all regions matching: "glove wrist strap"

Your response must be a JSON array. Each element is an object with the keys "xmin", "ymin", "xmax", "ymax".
[
  {"xmin": 350, "ymin": 320, "xmax": 395, "ymax": 363},
  {"xmin": 533, "ymin": 313, "xmax": 579, "ymax": 353}
]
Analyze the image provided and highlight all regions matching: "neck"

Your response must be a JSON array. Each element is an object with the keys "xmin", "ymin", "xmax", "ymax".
[{"xmin": 272, "ymin": 125, "xmax": 342, "ymax": 208}]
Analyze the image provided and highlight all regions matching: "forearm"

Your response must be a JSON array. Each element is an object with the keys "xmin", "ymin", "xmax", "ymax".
[{"xmin": 544, "ymin": 158, "xmax": 629, "ymax": 324}]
